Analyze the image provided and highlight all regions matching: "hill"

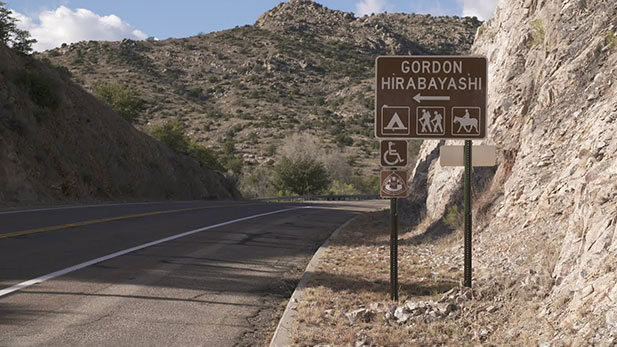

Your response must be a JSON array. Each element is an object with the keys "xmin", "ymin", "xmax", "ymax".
[
  {"xmin": 0, "ymin": 44, "xmax": 239, "ymax": 206},
  {"xmin": 39, "ymin": 0, "xmax": 481, "ymax": 196}
]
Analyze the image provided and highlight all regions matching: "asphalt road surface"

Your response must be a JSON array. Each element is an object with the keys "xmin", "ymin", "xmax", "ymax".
[{"xmin": 0, "ymin": 200, "xmax": 387, "ymax": 347}]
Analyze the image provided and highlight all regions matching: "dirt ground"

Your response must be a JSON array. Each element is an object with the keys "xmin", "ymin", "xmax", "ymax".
[{"xmin": 289, "ymin": 209, "xmax": 554, "ymax": 346}]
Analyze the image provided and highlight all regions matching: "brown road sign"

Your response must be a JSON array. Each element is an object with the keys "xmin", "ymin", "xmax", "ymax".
[
  {"xmin": 380, "ymin": 140, "xmax": 408, "ymax": 168},
  {"xmin": 380, "ymin": 170, "xmax": 408, "ymax": 198},
  {"xmin": 375, "ymin": 56, "xmax": 487, "ymax": 139}
]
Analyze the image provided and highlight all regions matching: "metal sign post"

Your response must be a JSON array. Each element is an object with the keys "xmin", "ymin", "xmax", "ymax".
[
  {"xmin": 464, "ymin": 140, "xmax": 472, "ymax": 287},
  {"xmin": 379, "ymin": 148, "xmax": 407, "ymax": 302},
  {"xmin": 390, "ymin": 198, "xmax": 398, "ymax": 301}
]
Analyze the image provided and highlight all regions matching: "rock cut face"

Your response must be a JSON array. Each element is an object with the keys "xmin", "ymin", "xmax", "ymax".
[{"xmin": 410, "ymin": 0, "xmax": 617, "ymax": 340}]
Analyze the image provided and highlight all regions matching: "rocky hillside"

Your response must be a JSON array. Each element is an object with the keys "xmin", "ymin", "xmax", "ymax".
[
  {"xmin": 410, "ymin": 0, "xmax": 617, "ymax": 342},
  {"xmin": 0, "ymin": 44, "xmax": 239, "ymax": 207},
  {"xmin": 39, "ymin": 0, "xmax": 480, "ymax": 182}
]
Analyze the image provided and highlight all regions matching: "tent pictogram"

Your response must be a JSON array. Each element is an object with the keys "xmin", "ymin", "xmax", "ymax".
[{"xmin": 380, "ymin": 106, "xmax": 410, "ymax": 136}]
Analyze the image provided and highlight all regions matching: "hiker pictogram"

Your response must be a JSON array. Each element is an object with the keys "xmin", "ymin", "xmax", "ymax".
[
  {"xmin": 451, "ymin": 107, "xmax": 481, "ymax": 136},
  {"xmin": 381, "ymin": 105, "xmax": 410, "ymax": 136},
  {"xmin": 416, "ymin": 107, "xmax": 445, "ymax": 135}
]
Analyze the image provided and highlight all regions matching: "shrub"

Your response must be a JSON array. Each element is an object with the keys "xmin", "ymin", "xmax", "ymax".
[
  {"xmin": 14, "ymin": 71, "xmax": 61, "ymax": 111},
  {"xmin": 265, "ymin": 143, "xmax": 277, "ymax": 157},
  {"xmin": 528, "ymin": 19, "xmax": 545, "ymax": 47},
  {"xmin": 93, "ymin": 82, "xmax": 144, "ymax": 122},
  {"xmin": 189, "ymin": 142, "xmax": 224, "ymax": 171},
  {"xmin": 408, "ymin": 140, "xmax": 423, "ymax": 161},
  {"xmin": 222, "ymin": 139, "xmax": 236, "ymax": 155},
  {"xmin": 150, "ymin": 119, "xmax": 190, "ymax": 153},
  {"xmin": 224, "ymin": 157, "xmax": 244, "ymax": 174},
  {"xmin": 349, "ymin": 176, "xmax": 379, "ymax": 195},
  {"xmin": 238, "ymin": 166, "xmax": 275, "ymax": 198},
  {"xmin": 334, "ymin": 134, "xmax": 354, "ymax": 147},
  {"xmin": 327, "ymin": 180, "xmax": 359, "ymax": 195},
  {"xmin": 605, "ymin": 30, "xmax": 617, "ymax": 52},
  {"xmin": 443, "ymin": 205, "xmax": 464, "ymax": 231},
  {"xmin": 273, "ymin": 157, "xmax": 330, "ymax": 195},
  {"xmin": 151, "ymin": 119, "xmax": 224, "ymax": 170}
]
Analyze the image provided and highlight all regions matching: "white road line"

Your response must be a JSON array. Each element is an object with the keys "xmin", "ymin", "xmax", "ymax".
[
  {"xmin": 0, "ymin": 201, "xmax": 175, "ymax": 215},
  {"xmin": 0, "ymin": 207, "xmax": 306, "ymax": 297}
]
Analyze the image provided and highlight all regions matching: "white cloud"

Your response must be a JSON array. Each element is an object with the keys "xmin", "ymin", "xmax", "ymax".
[
  {"xmin": 456, "ymin": 0, "xmax": 498, "ymax": 20},
  {"xmin": 12, "ymin": 6, "xmax": 147, "ymax": 51},
  {"xmin": 355, "ymin": 0, "xmax": 392, "ymax": 16}
]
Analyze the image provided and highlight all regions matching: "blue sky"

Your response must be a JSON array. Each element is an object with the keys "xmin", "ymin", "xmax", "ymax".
[{"xmin": 8, "ymin": 0, "xmax": 498, "ymax": 51}]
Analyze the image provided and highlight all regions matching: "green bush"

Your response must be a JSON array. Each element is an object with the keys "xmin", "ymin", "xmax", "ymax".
[
  {"xmin": 150, "ymin": 119, "xmax": 224, "ymax": 170},
  {"xmin": 529, "ymin": 19, "xmax": 545, "ymax": 47},
  {"xmin": 265, "ymin": 143, "xmax": 277, "ymax": 157},
  {"xmin": 224, "ymin": 157, "xmax": 244, "ymax": 174},
  {"xmin": 334, "ymin": 134, "xmax": 354, "ymax": 147},
  {"xmin": 238, "ymin": 166, "xmax": 275, "ymax": 198},
  {"xmin": 14, "ymin": 71, "xmax": 61, "ymax": 111},
  {"xmin": 443, "ymin": 205, "xmax": 464, "ymax": 231},
  {"xmin": 605, "ymin": 30, "xmax": 617, "ymax": 52},
  {"xmin": 189, "ymin": 142, "xmax": 224, "ymax": 171},
  {"xmin": 349, "ymin": 176, "xmax": 379, "ymax": 195},
  {"xmin": 150, "ymin": 119, "xmax": 190, "ymax": 153},
  {"xmin": 408, "ymin": 140, "xmax": 423, "ymax": 160},
  {"xmin": 93, "ymin": 82, "xmax": 144, "ymax": 122},
  {"xmin": 327, "ymin": 180, "xmax": 359, "ymax": 195},
  {"xmin": 273, "ymin": 157, "xmax": 330, "ymax": 195}
]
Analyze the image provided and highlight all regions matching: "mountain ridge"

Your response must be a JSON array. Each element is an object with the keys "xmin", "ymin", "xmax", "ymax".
[{"xmin": 39, "ymin": 0, "xmax": 480, "ymax": 196}]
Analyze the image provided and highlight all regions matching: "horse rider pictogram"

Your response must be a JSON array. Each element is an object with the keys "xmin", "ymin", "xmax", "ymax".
[{"xmin": 453, "ymin": 108, "xmax": 479, "ymax": 134}]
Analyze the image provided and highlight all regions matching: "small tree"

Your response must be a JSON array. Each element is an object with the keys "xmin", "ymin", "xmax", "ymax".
[
  {"xmin": 93, "ymin": 82, "xmax": 144, "ymax": 122},
  {"xmin": 0, "ymin": 2, "xmax": 36, "ymax": 54},
  {"xmin": 273, "ymin": 157, "xmax": 330, "ymax": 196}
]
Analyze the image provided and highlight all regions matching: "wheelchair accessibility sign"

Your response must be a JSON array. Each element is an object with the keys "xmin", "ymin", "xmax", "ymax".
[{"xmin": 380, "ymin": 140, "xmax": 408, "ymax": 168}]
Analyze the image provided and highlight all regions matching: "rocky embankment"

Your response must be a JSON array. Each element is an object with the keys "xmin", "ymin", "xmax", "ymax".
[
  {"xmin": 0, "ymin": 45, "xmax": 239, "ymax": 206},
  {"xmin": 410, "ymin": 0, "xmax": 617, "ymax": 342}
]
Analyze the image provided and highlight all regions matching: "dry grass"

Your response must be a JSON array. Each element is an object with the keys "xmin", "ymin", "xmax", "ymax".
[
  {"xmin": 291, "ymin": 211, "xmax": 474, "ymax": 346},
  {"xmin": 289, "ymin": 204, "xmax": 572, "ymax": 346}
]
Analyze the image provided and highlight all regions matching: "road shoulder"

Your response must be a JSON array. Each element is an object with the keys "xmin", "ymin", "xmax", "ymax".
[{"xmin": 269, "ymin": 215, "xmax": 359, "ymax": 347}]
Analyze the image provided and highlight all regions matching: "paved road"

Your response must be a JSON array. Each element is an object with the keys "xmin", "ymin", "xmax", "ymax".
[{"xmin": 0, "ymin": 200, "xmax": 386, "ymax": 346}]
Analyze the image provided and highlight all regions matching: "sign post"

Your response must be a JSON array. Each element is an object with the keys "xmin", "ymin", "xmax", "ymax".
[
  {"xmin": 390, "ymin": 197, "xmax": 398, "ymax": 301},
  {"xmin": 464, "ymin": 140, "xmax": 472, "ymax": 287},
  {"xmin": 380, "ymin": 168, "xmax": 407, "ymax": 301},
  {"xmin": 376, "ymin": 56, "xmax": 487, "ymax": 291}
]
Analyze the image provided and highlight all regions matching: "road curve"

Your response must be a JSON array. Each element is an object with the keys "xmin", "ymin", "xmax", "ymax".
[{"xmin": 0, "ymin": 200, "xmax": 386, "ymax": 346}]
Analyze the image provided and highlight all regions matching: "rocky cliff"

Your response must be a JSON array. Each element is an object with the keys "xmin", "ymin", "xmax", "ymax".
[
  {"xmin": 0, "ymin": 45, "xmax": 239, "ymax": 206},
  {"xmin": 410, "ymin": 0, "xmax": 617, "ymax": 342}
]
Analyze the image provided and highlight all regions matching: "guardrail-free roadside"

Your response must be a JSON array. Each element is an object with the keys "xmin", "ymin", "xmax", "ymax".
[{"xmin": 257, "ymin": 194, "xmax": 380, "ymax": 202}]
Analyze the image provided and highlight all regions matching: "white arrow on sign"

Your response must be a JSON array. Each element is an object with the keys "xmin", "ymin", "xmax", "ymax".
[{"xmin": 413, "ymin": 93, "xmax": 451, "ymax": 103}]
